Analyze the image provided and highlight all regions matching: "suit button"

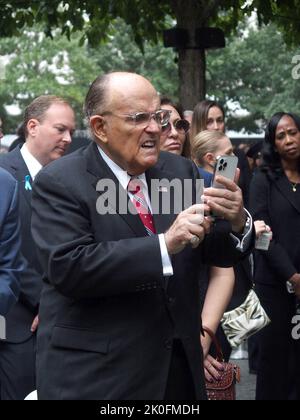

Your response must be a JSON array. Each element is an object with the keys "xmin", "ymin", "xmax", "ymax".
[
  {"xmin": 167, "ymin": 297, "xmax": 175, "ymax": 305},
  {"xmin": 164, "ymin": 340, "xmax": 173, "ymax": 350}
]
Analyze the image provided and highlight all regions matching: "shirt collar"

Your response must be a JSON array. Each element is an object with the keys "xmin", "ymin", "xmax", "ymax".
[
  {"xmin": 97, "ymin": 146, "xmax": 147, "ymax": 191},
  {"xmin": 20, "ymin": 144, "xmax": 43, "ymax": 180}
]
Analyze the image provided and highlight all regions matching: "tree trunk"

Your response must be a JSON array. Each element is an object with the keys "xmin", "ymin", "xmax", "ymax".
[
  {"xmin": 177, "ymin": 48, "xmax": 206, "ymax": 110},
  {"xmin": 171, "ymin": 0, "xmax": 214, "ymax": 110}
]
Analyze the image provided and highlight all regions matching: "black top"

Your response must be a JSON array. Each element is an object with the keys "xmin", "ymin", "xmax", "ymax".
[{"xmin": 250, "ymin": 169, "xmax": 300, "ymax": 287}]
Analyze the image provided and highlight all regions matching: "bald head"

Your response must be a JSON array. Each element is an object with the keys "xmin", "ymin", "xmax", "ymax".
[
  {"xmin": 86, "ymin": 72, "xmax": 164, "ymax": 175},
  {"xmin": 84, "ymin": 72, "xmax": 159, "ymax": 119}
]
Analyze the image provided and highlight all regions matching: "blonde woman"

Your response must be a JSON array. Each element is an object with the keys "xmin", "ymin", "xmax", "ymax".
[
  {"xmin": 191, "ymin": 130, "xmax": 234, "ymax": 188},
  {"xmin": 193, "ymin": 129, "xmax": 271, "ymax": 373}
]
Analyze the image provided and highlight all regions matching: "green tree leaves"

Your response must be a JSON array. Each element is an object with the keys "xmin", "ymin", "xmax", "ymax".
[{"xmin": 0, "ymin": 19, "xmax": 178, "ymax": 131}]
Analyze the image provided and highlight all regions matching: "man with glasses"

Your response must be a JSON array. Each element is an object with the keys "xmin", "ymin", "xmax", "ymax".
[{"xmin": 31, "ymin": 72, "xmax": 253, "ymax": 400}]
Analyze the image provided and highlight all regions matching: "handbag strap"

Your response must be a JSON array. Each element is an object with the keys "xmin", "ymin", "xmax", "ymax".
[{"xmin": 202, "ymin": 327, "xmax": 224, "ymax": 362}]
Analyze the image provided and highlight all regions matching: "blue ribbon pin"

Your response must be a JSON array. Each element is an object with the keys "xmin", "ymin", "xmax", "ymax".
[{"xmin": 25, "ymin": 175, "xmax": 32, "ymax": 191}]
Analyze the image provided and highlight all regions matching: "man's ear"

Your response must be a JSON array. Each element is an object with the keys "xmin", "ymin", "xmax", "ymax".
[
  {"xmin": 90, "ymin": 116, "xmax": 108, "ymax": 143},
  {"xmin": 27, "ymin": 119, "xmax": 39, "ymax": 138}
]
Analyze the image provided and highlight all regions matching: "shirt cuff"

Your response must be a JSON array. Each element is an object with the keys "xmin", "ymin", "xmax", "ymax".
[
  {"xmin": 0, "ymin": 316, "xmax": 6, "ymax": 340},
  {"xmin": 158, "ymin": 234, "xmax": 174, "ymax": 277},
  {"xmin": 230, "ymin": 209, "xmax": 253, "ymax": 252}
]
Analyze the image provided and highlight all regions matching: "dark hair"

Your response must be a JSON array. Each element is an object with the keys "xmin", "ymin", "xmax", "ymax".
[
  {"xmin": 160, "ymin": 96, "xmax": 191, "ymax": 158},
  {"xmin": 191, "ymin": 100, "xmax": 225, "ymax": 142},
  {"xmin": 160, "ymin": 97, "xmax": 184, "ymax": 119},
  {"xmin": 262, "ymin": 112, "xmax": 300, "ymax": 175},
  {"xmin": 23, "ymin": 95, "xmax": 71, "ymax": 138}
]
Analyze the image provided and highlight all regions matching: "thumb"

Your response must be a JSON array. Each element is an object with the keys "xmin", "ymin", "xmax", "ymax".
[{"xmin": 183, "ymin": 204, "xmax": 205, "ymax": 216}]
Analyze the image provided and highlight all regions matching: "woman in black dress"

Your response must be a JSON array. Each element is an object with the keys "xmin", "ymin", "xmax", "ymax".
[{"xmin": 250, "ymin": 112, "xmax": 300, "ymax": 400}]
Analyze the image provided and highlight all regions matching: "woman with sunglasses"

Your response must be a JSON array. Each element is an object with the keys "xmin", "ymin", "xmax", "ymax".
[
  {"xmin": 159, "ymin": 98, "xmax": 191, "ymax": 158},
  {"xmin": 159, "ymin": 99, "xmax": 235, "ymax": 384}
]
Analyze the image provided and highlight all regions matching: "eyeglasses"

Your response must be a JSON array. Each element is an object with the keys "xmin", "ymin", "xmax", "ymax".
[
  {"xmin": 161, "ymin": 119, "xmax": 190, "ymax": 134},
  {"xmin": 102, "ymin": 109, "xmax": 171, "ymax": 128}
]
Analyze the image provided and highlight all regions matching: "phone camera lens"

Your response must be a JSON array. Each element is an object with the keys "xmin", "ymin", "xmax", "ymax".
[{"xmin": 220, "ymin": 159, "xmax": 224, "ymax": 165}]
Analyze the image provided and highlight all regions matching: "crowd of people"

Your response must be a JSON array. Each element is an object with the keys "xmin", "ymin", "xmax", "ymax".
[{"xmin": 0, "ymin": 71, "xmax": 300, "ymax": 400}]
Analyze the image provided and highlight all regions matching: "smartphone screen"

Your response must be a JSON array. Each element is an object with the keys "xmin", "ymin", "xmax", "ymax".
[{"xmin": 212, "ymin": 156, "xmax": 238, "ymax": 189}]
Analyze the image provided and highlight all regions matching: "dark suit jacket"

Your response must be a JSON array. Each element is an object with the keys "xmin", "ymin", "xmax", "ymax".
[
  {"xmin": 235, "ymin": 149, "xmax": 252, "ymax": 207},
  {"xmin": 31, "ymin": 142, "xmax": 253, "ymax": 400},
  {"xmin": 0, "ymin": 148, "xmax": 43, "ymax": 343},
  {"xmin": 0, "ymin": 168, "xmax": 22, "ymax": 316},
  {"xmin": 250, "ymin": 169, "xmax": 300, "ymax": 287}
]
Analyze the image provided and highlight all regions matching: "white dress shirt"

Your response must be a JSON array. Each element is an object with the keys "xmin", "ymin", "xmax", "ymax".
[
  {"xmin": 98, "ymin": 147, "xmax": 173, "ymax": 277},
  {"xmin": 20, "ymin": 144, "xmax": 43, "ymax": 181}
]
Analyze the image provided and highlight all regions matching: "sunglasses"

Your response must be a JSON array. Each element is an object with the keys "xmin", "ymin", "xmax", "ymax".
[{"xmin": 162, "ymin": 119, "xmax": 190, "ymax": 134}]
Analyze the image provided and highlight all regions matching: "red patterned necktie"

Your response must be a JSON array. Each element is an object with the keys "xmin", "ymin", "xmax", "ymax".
[{"xmin": 128, "ymin": 177, "xmax": 156, "ymax": 236}]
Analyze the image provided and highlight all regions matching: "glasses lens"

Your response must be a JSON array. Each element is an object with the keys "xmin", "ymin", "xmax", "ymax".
[
  {"xmin": 134, "ymin": 112, "xmax": 150, "ymax": 125},
  {"xmin": 161, "ymin": 122, "xmax": 171, "ymax": 133},
  {"xmin": 158, "ymin": 110, "xmax": 171, "ymax": 126},
  {"xmin": 175, "ymin": 119, "xmax": 190, "ymax": 133}
]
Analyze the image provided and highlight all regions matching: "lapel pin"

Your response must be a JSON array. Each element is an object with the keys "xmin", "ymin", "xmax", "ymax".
[{"xmin": 24, "ymin": 175, "xmax": 32, "ymax": 191}]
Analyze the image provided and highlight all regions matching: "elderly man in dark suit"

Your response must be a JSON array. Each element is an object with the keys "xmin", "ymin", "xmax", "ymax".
[
  {"xmin": 31, "ymin": 72, "xmax": 253, "ymax": 400},
  {"xmin": 0, "ymin": 168, "xmax": 22, "ymax": 318},
  {"xmin": 0, "ymin": 96, "xmax": 75, "ymax": 400}
]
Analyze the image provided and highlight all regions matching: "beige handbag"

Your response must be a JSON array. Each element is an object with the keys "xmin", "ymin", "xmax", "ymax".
[{"xmin": 221, "ymin": 289, "xmax": 271, "ymax": 348}]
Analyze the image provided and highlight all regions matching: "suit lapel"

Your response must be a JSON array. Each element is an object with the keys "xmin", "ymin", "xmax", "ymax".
[
  {"xmin": 6, "ymin": 148, "xmax": 33, "ymax": 207},
  {"xmin": 85, "ymin": 143, "xmax": 148, "ymax": 237},
  {"xmin": 275, "ymin": 175, "xmax": 300, "ymax": 215}
]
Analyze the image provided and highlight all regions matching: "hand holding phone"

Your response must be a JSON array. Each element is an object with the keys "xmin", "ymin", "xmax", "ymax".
[
  {"xmin": 212, "ymin": 155, "xmax": 239, "ymax": 189},
  {"xmin": 203, "ymin": 155, "xmax": 245, "ymax": 232}
]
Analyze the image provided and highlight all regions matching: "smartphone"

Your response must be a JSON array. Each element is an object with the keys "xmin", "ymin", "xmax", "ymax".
[{"xmin": 212, "ymin": 155, "xmax": 238, "ymax": 189}]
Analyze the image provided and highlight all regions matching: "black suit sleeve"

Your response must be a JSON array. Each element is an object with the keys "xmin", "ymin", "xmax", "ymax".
[
  {"xmin": 0, "ymin": 159, "xmax": 42, "ymax": 312},
  {"xmin": 202, "ymin": 224, "xmax": 252, "ymax": 267},
  {"xmin": 0, "ymin": 181, "xmax": 22, "ymax": 315},
  {"xmin": 31, "ymin": 170, "xmax": 164, "ymax": 300},
  {"xmin": 250, "ymin": 171, "xmax": 297, "ymax": 281},
  {"xmin": 17, "ymin": 258, "xmax": 43, "ymax": 311}
]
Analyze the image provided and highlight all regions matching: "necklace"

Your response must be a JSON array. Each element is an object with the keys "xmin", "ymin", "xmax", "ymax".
[{"xmin": 292, "ymin": 183, "xmax": 298, "ymax": 192}]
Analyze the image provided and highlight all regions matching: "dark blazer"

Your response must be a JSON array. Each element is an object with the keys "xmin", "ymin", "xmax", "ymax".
[
  {"xmin": 31, "ymin": 142, "xmax": 253, "ymax": 400},
  {"xmin": 235, "ymin": 149, "xmax": 252, "ymax": 207},
  {"xmin": 0, "ymin": 148, "xmax": 43, "ymax": 343},
  {"xmin": 250, "ymin": 169, "xmax": 300, "ymax": 287},
  {"xmin": 0, "ymin": 168, "xmax": 22, "ymax": 316}
]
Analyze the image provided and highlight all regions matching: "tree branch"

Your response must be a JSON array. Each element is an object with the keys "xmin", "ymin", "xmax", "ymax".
[{"xmin": 201, "ymin": 0, "xmax": 223, "ymax": 24}]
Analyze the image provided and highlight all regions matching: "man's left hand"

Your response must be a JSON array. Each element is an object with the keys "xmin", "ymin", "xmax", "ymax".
[{"xmin": 203, "ymin": 169, "xmax": 246, "ymax": 234}]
